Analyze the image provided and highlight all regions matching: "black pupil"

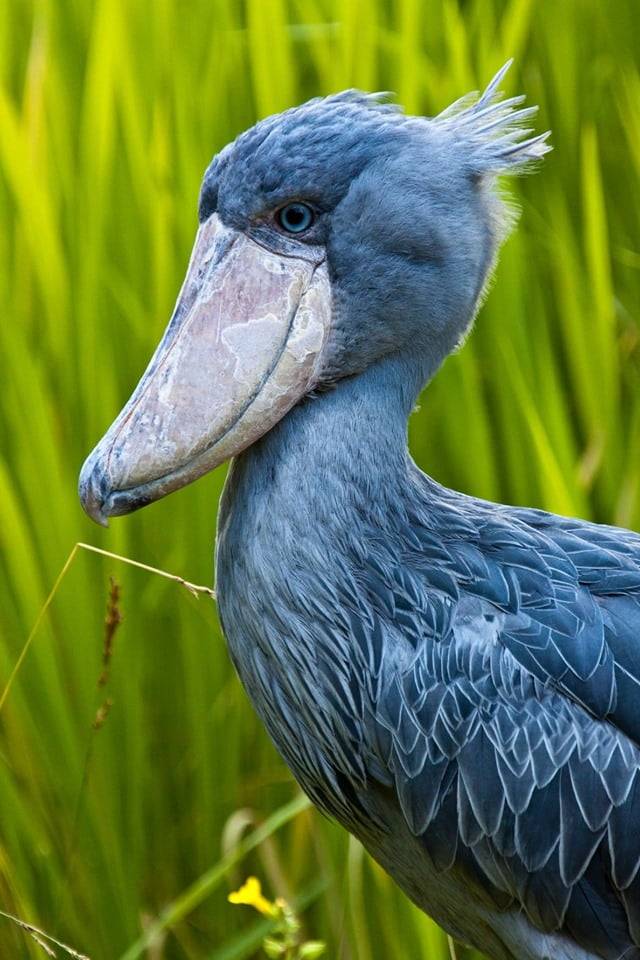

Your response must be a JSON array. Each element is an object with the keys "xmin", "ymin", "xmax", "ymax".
[{"xmin": 280, "ymin": 203, "xmax": 310, "ymax": 232}]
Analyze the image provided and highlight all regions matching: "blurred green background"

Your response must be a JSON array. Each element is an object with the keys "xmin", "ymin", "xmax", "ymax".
[{"xmin": 1, "ymin": 0, "xmax": 639, "ymax": 957}]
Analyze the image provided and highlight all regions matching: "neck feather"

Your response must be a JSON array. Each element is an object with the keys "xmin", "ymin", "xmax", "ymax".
[{"xmin": 224, "ymin": 352, "xmax": 433, "ymax": 517}]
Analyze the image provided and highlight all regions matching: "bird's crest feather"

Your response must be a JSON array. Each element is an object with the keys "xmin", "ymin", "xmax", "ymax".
[{"xmin": 434, "ymin": 59, "xmax": 551, "ymax": 174}]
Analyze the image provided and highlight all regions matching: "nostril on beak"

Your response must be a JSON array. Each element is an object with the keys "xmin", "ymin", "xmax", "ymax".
[{"xmin": 78, "ymin": 455, "xmax": 110, "ymax": 527}]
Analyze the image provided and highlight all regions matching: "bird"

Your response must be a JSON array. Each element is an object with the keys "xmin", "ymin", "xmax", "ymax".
[{"xmin": 78, "ymin": 61, "xmax": 640, "ymax": 960}]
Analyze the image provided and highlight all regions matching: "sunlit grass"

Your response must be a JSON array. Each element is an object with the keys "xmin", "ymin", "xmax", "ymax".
[{"xmin": 0, "ymin": 1, "xmax": 639, "ymax": 957}]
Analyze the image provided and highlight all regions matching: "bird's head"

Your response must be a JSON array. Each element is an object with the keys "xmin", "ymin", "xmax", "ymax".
[{"xmin": 79, "ymin": 61, "xmax": 549, "ymax": 524}]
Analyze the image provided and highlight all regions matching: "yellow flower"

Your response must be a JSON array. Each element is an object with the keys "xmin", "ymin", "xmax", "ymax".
[{"xmin": 228, "ymin": 876, "xmax": 277, "ymax": 917}]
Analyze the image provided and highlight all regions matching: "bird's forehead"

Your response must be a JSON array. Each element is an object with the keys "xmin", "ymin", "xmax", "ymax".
[{"xmin": 201, "ymin": 93, "xmax": 416, "ymax": 222}]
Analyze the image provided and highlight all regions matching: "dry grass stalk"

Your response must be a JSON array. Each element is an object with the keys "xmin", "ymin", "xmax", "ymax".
[
  {"xmin": 98, "ymin": 576, "xmax": 122, "ymax": 687},
  {"xmin": 0, "ymin": 541, "xmax": 216, "ymax": 715},
  {"xmin": 0, "ymin": 908, "xmax": 90, "ymax": 959}
]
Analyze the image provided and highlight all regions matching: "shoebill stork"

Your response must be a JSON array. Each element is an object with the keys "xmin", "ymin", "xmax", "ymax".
[{"xmin": 79, "ymin": 63, "xmax": 640, "ymax": 960}]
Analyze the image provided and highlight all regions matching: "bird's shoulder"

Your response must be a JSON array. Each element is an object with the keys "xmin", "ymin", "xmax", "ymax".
[{"xmin": 348, "ymin": 484, "xmax": 640, "ymax": 744}]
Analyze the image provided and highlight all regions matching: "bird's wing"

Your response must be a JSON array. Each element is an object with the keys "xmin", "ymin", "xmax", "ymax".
[
  {"xmin": 342, "ymin": 504, "xmax": 640, "ymax": 956},
  {"xmin": 368, "ymin": 613, "xmax": 640, "ymax": 955},
  {"xmin": 507, "ymin": 506, "xmax": 640, "ymax": 743},
  {"xmin": 406, "ymin": 492, "xmax": 640, "ymax": 743}
]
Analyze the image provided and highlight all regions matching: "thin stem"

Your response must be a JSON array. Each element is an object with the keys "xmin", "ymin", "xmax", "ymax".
[
  {"xmin": 0, "ymin": 543, "xmax": 80, "ymax": 712},
  {"xmin": 118, "ymin": 793, "xmax": 311, "ymax": 960},
  {"xmin": 0, "ymin": 909, "xmax": 90, "ymax": 959},
  {"xmin": 0, "ymin": 541, "xmax": 215, "ymax": 714},
  {"xmin": 76, "ymin": 543, "xmax": 216, "ymax": 599},
  {"xmin": 447, "ymin": 934, "xmax": 459, "ymax": 960}
]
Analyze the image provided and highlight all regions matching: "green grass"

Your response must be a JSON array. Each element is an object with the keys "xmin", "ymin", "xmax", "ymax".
[{"xmin": 1, "ymin": 0, "xmax": 639, "ymax": 957}]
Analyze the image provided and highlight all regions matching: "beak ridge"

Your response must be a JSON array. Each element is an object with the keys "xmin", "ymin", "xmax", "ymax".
[{"xmin": 79, "ymin": 214, "xmax": 331, "ymax": 524}]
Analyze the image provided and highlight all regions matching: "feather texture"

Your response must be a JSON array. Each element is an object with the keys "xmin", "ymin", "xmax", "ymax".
[
  {"xmin": 434, "ymin": 60, "xmax": 552, "ymax": 172},
  {"xmin": 204, "ymin": 66, "xmax": 630, "ymax": 960},
  {"xmin": 218, "ymin": 365, "xmax": 640, "ymax": 960}
]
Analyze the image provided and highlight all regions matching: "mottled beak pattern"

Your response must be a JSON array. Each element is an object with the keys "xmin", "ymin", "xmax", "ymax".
[{"xmin": 79, "ymin": 213, "xmax": 331, "ymax": 524}]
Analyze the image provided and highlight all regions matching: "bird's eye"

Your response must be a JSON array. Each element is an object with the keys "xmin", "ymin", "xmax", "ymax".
[{"xmin": 276, "ymin": 202, "xmax": 314, "ymax": 234}]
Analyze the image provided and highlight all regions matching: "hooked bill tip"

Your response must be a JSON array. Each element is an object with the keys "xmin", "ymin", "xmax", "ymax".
[{"xmin": 78, "ymin": 456, "xmax": 111, "ymax": 527}]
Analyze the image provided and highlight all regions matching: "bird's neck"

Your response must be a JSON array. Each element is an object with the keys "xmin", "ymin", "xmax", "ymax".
[
  {"xmin": 215, "ymin": 352, "xmax": 443, "ymax": 816},
  {"xmin": 220, "ymin": 352, "xmax": 433, "ymax": 530}
]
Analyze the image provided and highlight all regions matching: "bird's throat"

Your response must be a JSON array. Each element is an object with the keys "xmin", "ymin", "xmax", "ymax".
[{"xmin": 218, "ymin": 352, "xmax": 431, "ymax": 539}]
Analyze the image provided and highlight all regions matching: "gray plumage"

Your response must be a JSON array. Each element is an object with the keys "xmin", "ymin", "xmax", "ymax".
[
  {"xmin": 83, "ymin": 62, "xmax": 640, "ymax": 960},
  {"xmin": 213, "ymin": 68, "xmax": 638, "ymax": 960}
]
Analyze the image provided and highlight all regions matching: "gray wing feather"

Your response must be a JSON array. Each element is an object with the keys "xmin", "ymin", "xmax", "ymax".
[
  {"xmin": 347, "ymin": 500, "xmax": 640, "ymax": 957},
  {"xmin": 221, "ymin": 472, "xmax": 640, "ymax": 957}
]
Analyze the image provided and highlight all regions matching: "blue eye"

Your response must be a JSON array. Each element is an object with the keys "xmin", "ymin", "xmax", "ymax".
[{"xmin": 276, "ymin": 202, "xmax": 314, "ymax": 234}]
